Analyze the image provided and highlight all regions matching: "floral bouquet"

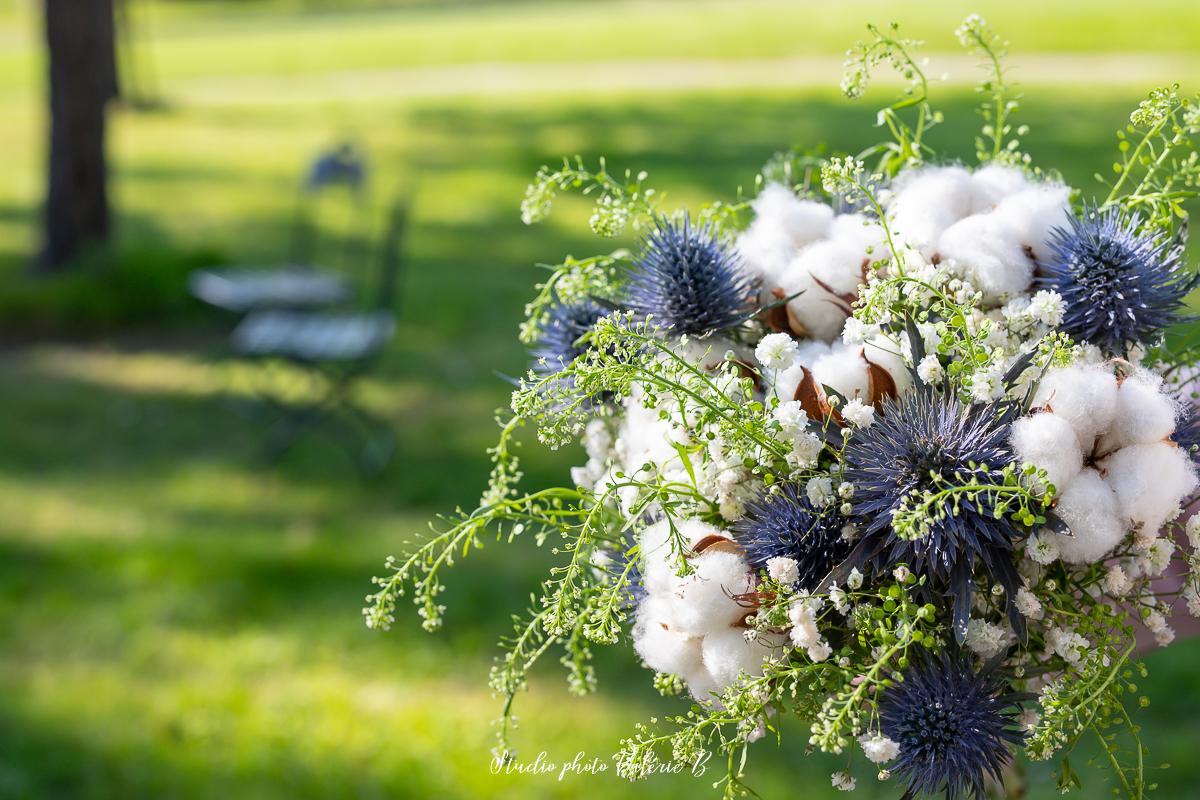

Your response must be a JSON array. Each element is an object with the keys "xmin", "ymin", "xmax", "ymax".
[{"xmin": 367, "ymin": 16, "xmax": 1200, "ymax": 799}]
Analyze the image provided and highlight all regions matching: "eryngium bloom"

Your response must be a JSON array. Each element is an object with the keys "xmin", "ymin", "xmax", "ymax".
[
  {"xmin": 840, "ymin": 388, "xmax": 1023, "ymax": 640},
  {"xmin": 731, "ymin": 483, "xmax": 851, "ymax": 590},
  {"xmin": 624, "ymin": 214, "xmax": 755, "ymax": 335},
  {"xmin": 879, "ymin": 649, "xmax": 1026, "ymax": 800},
  {"xmin": 1037, "ymin": 204, "xmax": 1196, "ymax": 355},
  {"xmin": 531, "ymin": 297, "xmax": 609, "ymax": 374},
  {"xmin": 1173, "ymin": 401, "xmax": 1200, "ymax": 466}
]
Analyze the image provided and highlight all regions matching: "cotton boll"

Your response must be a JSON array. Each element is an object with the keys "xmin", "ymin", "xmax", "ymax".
[
  {"xmin": 1010, "ymin": 412, "xmax": 1084, "ymax": 493},
  {"xmin": 887, "ymin": 166, "xmax": 973, "ymax": 258},
  {"xmin": 862, "ymin": 335, "xmax": 914, "ymax": 397},
  {"xmin": 633, "ymin": 597, "xmax": 704, "ymax": 676},
  {"xmin": 969, "ymin": 164, "xmax": 1030, "ymax": 213},
  {"xmin": 1105, "ymin": 371, "xmax": 1178, "ymax": 449},
  {"xmin": 812, "ymin": 346, "xmax": 870, "ymax": 401},
  {"xmin": 780, "ymin": 266, "xmax": 851, "ymax": 342},
  {"xmin": 937, "ymin": 213, "xmax": 1033, "ymax": 305},
  {"xmin": 1100, "ymin": 443, "xmax": 1198, "ymax": 540},
  {"xmin": 753, "ymin": 183, "xmax": 834, "ymax": 248},
  {"xmin": 994, "ymin": 184, "xmax": 1072, "ymax": 262},
  {"xmin": 799, "ymin": 239, "xmax": 870, "ymax": 298},
  {"xmin": 701, "ymin": 628, "xmax": 784, "ymax": 689},
  {"xmin": 1051, "ymin": 468, "xmax": 1126, "ymax": 564},
  {"xmin": 770, "ymin": 341, "xmax": 833, "ymax": 400},
  {"xmin": 638, "ymin": 518, "xmax": 729, "ymax": 595},
  {"xmin": 1033, "ymin": 365, "xmax": 1119, "ymax": 453},
  {"xmin": 736, "ymin": 224, "xmax": 797, "ymax": 285},
  {"xmin": 684, "ymin": 665, "xmax": 723, "ymax": 704},
  {"xmin": 829, "ymin": 213, "xmax": 885, "ymax": 254},
  {"xmin": 668, "ymin": 550, "xmax": 754, "ymax": 636}
]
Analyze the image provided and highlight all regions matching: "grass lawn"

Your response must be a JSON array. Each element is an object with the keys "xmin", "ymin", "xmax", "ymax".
[{"xmin": 0, "ymin": 3, "xmax": 1198, "ymax": 798}]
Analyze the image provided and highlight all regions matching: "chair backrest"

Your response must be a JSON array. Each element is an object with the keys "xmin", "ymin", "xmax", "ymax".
[
  {"xmin": 289, "ymin": 142, "xmax": 369, "ymax": 268},
  {"xmin": 373, "ymin": 200, "xmax": 409, "ymax": 313}
]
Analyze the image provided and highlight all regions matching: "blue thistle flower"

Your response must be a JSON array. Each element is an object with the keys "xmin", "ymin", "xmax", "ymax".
[
  {"xmin": 731, "ymin": 484, "xmax": 851, "ymax": 590},
  {"xmin": 1037, "ymin": 204, "xmax": 1196, "ymax": 355},
  {"xmin": 840, "ymin": 388, "xmax": 1024, "ymax": 641},
  {"xmin": 1173, "ymin": 400, "xmax": 1200, "ymax": 467},
  {"xmin": 606, "ymin": 533, "xmax": 648, "ymax": 609},
  {"xmin": 624, "ymin": 214, "xmax": 756, "ymax": 335},
  {"xmin": 879, "ymin": 648, "xmax": 1027, "ymax": 800},
  {"xmin": 531, "ymin": 297, "xmax": 609, "ymax": 374}
]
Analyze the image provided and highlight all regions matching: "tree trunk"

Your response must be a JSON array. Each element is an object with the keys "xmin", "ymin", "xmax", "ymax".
[{"xmin": 38, "ymin": 0, "xmax": 118, "ymax": 272}]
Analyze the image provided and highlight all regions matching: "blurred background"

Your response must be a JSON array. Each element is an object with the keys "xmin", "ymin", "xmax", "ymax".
[{"xmin": 0, "ymin": 1, "xmax": 1198, "ymax": 798}]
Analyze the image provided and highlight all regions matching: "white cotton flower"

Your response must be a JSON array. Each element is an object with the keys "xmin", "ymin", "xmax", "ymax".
[
  {"xmin": 756, "ymin": 332, "xmax": 799, "ymax": 371},
  {"xmin": 887, "ymin": 166, "xmax": 973, "ymax": 258},
  {"xmin": 994, "ymin": 183, "xmax": 1073, "ymax": 262},
  {"xmin": 755, "ymin": 183, "xmax": 835, "ymax": 248},
  {"xmin": 767, "ymin": 556, "xmax": 800, "ymax": 585},
  {"xmin": 863, "ymin": 334, "xmax": 915, "ymax": 396},
  {"xmin": 916, "ymin": 354, "xmax": 944, "ymax": 385},
  {"xmin": 1025, "ymin": 532, "xmax": 1060, "ymax": 565},
  {"xmin": 859, "ymin": 733, "xmax": 901, "ymax": 764},
  {"xmin": 832, "ymin": 771, "xmax": 857, "ymax": 792},
  {"xmin": 1009, "ymin": 411, "xmax": 1083, "ymax": 494},
  {"xmin": 964, "ymin": 618, "xmax": 1010, "ymax": 659},
  {"xmin": 842, "ymin": 398, "xmax": 875, "ymax": 428},
  {"xmin": 1103, "ymin": 371, "xmax": 1178, "ymax": 450},
  {"xmin": 638, "ymin": 518, "xmax": 729, "ymax": 594},
  {"xmin": 938, "ymin": 213, "xmax": 1034, "ymax": 305},
  {"xmin": 968, "ymin": 164, "xmax": 1031, "ymax": 212},
  {"xmin": 669, "ymin": 550, "xmax": 754, "ymax": 636},
  {"xmin": 1033, "ymin": 365, "xmax": 1119, "ymax": 452},
  {"xmin": 779, "ymin": 267, "xmax": 852, "ymax": 342},
  {"xmin": 1015, "ymin": 587, "xmax": 1044, "ymax": 620},
  {"xmin": 1050, "ymin": 468, "xmax": 1126, "ymax": 565},
  {"xmin": 1027, "ymin": 290, "xmax": 1065, "ymax": 327},
  {"xmin": 1047, "ymin": 626, "xmax": 1090, "ymax": 667},
  {"xmin": 812, "ymin": 345, "xmax": 871, "ymax": 401},
  {"xmin": 701, "ymin": 627, "xmax": 784, "ymax": 689},
  {"xmin": 846, "ymin": 567, "xmax": 864, "ymax": 590},
  {"xmin": 1019, "ymin": 709, "xmax": 1040, "ymax": 731},
  {"xmin": 632, "ymin": 597, "xmax": 704, "ymax": 677},
  {"xmin": 807, "ymin": 476, "xmax": 836, "ymax": 508},
  {"xmin": 1100, "ymin": 442, "xmax": 1197, "ymax": 542},
  {"xmin": 1103, "ymin": 564, "xmax": 1133, "ymax": 596}
]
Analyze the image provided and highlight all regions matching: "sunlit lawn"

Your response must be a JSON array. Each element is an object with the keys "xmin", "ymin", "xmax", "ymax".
[{"xmin": 0, "ymin": 2, "xmax": 1199, "ymax": 799}]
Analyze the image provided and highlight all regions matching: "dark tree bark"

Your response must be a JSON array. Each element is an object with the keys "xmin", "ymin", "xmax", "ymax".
[{"xmin": 38, "ymin": 0, "xmax": 119, "ymax": 272}]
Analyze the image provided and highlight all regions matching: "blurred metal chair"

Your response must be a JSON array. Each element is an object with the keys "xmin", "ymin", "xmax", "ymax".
[
  {"xmin": 189, "ymin": 142, "xmax": 367, "ymax": 315},
  {"xmin": 231, "ymin": 201, "xmax": 408, "ymax": 472}
]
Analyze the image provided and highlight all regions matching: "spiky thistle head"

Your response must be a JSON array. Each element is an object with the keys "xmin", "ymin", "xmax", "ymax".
[
  {"xmin": 624, "ymin": 214, "xmax": 756, "ymax": 336},
  {"xmin": 731, "ymin": 483, "xmax": 851, "ymax": 590},
  {"xmin": 531, "ymin": 297, "xmax": 609, "ymax": 374},
  {"xmin": 1037, "ymin": 203, "xmax": 1196, "ymax": 356},
  {"xmin": 840, "ymin": 387, "xmax": 1024, "ymax": 640},
  {"xmin": 1173, "ymin": 399, "xmax": 1200, "ymax": 466},
  {"xmin": 879, "ymin": 648, "xmax": 1026, "ymax": 800}
]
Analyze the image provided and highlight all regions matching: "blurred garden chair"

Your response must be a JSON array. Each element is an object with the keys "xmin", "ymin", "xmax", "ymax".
[
  {"xmin": 189, "ymin": 142, "xmax": 368, "ymax": 315},
  {"xmin": 230, "ymin": 200, "xmax": 408, "ymax": 473}
]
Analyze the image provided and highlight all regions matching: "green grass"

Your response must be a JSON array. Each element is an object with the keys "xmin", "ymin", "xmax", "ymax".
[{"xmin": 0, "ymin": 3, "xmax": 1199, "ymax": 799}]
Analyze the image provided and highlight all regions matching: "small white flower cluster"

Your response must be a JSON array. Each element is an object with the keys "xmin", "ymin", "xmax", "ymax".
[
  {"xmin": 1012, "ymin": 363, "xmax": 1197, "ymax": 564},
  {"xmin": 631, "ymin": 519, "xmax": 784, "ymax": 701}
]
